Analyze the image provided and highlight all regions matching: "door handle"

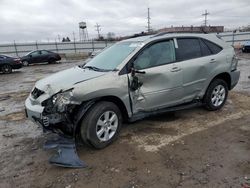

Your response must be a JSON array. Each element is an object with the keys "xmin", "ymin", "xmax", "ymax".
[
  {"xmin": 210, "ymin": 59, "xmax": 216, "ymax": 63},
  {"xmin": 171, "ymin": 67, "xmax": 181, "ymax": 72}
]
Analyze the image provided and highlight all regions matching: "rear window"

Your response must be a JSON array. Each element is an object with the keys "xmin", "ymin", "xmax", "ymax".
[
  {"xmin": 176, "ymin": 38, "xmax": 202, "ymax": 61},
  {"xmin": 202, "ymin": 39, "xmax": 222, "ymax": 54}
]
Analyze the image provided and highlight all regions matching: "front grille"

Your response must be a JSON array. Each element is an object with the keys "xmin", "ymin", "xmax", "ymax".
[{"xmin": 31, "ymin": 87, "xmax": 44, "ymax": 99}]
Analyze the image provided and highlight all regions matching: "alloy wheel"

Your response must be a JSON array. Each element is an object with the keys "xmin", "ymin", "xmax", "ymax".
[{"xmin": 96, "ymin": 111, "xmax": 118, "ymax": 142}]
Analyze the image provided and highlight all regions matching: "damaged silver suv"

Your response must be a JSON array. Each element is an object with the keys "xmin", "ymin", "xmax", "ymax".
[{"xmin": 25, "ymin": 33, "xmax": 240, "ymax": 149}]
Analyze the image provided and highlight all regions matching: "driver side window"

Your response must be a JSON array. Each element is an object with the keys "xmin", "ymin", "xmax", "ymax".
[
  {"xmin": 31, "ymin": 51, "xmax": 41, "ymax": 56},
  {"xmin": 134, "ymin": 40, "xmax": 176, "ymax": 70}
]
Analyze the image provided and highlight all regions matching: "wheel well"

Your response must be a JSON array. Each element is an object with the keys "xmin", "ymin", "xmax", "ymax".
[
  {"xmin": 212, "ymin": 72, "xmax": 231, "ymax": 90},
  {"xmin": 97, "ymin": 96, "xmax": 129, "ymax": 122}
]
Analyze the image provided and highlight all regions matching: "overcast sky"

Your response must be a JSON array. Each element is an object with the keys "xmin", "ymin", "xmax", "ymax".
[{"xmin": 0, "ymin": 0, "xmax": 249, "ymax": 43}]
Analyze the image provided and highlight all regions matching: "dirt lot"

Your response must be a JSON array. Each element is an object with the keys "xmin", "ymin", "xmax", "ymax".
[{"xmin": 0, "ymin": 53, "xmax": 250, "ymax": 188}]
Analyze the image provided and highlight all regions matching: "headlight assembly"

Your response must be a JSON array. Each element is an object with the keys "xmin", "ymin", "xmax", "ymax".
[{"xmin": 52, "ymin": 89, "xmax": 78, "ymax": 112}]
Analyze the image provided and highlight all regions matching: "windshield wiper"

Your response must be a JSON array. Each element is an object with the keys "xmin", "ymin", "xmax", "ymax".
[{"xmin": 82, "ymin": 65, "xmax": 110, "ymax": 72}]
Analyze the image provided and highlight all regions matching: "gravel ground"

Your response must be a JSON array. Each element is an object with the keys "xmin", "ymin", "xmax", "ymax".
[{"xmin": 0, "ymin": 54, "xmax": 250, "ymax": 188}]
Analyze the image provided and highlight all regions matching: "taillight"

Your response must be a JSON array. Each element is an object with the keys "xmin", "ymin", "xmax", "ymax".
[
  {"xmin": 231, "ymin": 55, "xmax": 238, "ymax": 71},
  {"xmin": 14, "ymin": 58, "xmax": 21, "ymax": 64}
]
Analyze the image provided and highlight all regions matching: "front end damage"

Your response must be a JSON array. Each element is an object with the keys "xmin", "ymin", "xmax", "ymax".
[{"xmin": 25, "ymin": 86, "xmax": 91, "ymax": 168}]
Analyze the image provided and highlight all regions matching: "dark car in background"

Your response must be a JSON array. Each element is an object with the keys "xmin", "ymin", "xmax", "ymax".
[
  {"xmin": 242, "ymin": 41, "xmax": 250, "ymax": 53},
  {"xmin": 21, "ymin": 50, "xmax": 61, "ymax": 66},
  {"xmin": 0, "ymin": 55, "xmax": 22, "ymax": 74}
]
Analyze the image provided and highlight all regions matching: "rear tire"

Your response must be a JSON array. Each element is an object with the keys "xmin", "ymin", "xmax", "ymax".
[
  {"xmin": 48, "ymin": 58, "xmax": 56, "ymax": 64},
  {"xmin": 1, "ymin": 64, "xmax": 12, "ymax": 74},
  {"xmin": 80, "ymin": 101, "xmax": 122, "ymax": 149},
  {"xmin": 203, "ymin": 79, "xmax": 228, "ymax": 111},
  {"xmin": 22, "ymin": 61, "xmax": 29, "ymax": 66}
]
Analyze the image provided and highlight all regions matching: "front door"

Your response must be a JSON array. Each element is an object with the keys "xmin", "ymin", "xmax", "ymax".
[
  {"xmin": 129, "ymin": 39, "xmax": 183, "ymax": 113},
  {"xmin": 30, "ymin": 51, "xmax": 42, "ymax": 63}
]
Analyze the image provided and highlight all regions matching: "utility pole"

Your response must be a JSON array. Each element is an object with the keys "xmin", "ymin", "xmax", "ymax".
[
  {"xmin": 202, "ymin": 10, "xmax": 209, "ymax": 27},
  {"xmin": 57, "ymin": 34, "xmax": 61, "ymax": 42},
  {"xmin": 147, "ymin": 7, "xmax": 151, "ymax": 33},
  {"xmin": 95, "ymin": 23, "xmax": 101, "ymax": 39}
]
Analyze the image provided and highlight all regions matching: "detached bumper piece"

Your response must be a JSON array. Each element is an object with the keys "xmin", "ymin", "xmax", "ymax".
[{"xmin": 43, "ymin": 135, "xmax": 87, "ymax": 168}]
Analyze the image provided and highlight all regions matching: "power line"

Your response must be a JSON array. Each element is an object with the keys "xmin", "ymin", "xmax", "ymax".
[
  {"xmin": 95, "ymin": 23, "xmax": 101, "ymax": 39},
  {"xmin": 202, "ymin": 10, "xmax": 209, "ymax": 26}
]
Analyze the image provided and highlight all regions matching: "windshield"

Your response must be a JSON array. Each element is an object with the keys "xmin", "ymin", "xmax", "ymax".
[{"xmin": 84, "ymin": 41, "xmax": 141, "ymax": 71}]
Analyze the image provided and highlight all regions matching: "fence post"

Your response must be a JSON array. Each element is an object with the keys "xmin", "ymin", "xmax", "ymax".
[
  {"xmin": 73, "ymin": 39, "xmax": 76, "ymax": 53},
  {"xmin": 14, "ymin": 40, "xmax": 18, "ymax": 57},
  {"xmin": 92, "ymin": 39, "xmax": 95, "ymax": 52},
  {"xmin": 35, "ymin": 41, "xmax": 38, "ymax": 50},
  {"xmin": 55, "ymin": 41, "xmax": 58, "ymax": 52}
]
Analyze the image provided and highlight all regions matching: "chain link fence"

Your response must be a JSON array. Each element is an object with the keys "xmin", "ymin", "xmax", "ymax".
[
  {"xmin": 0, "ymin": 32, "xmax": 250, "ymax": 57},
  {"xmin": 0, "ymin": 40, "xmax": 115, "ymax": 57}
]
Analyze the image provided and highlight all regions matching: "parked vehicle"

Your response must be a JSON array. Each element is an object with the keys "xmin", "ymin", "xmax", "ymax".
[
  {"xmin": 242, "ymin": 41, "xmax": 250, "ymax": 53},
  {"xmin": 0, "ymin": 55, "xmax": 22, "ymax": 73},
  {"xmin": 25, "ymin": 33, "xmax": 240, "ymax": 150},
  {"xmin": 90, "ymin": 50, "xmax": 102, "ymax": 58},
  {"xmin": 21, "ymin": 50, "xmax": 61, "ymax": 66}
]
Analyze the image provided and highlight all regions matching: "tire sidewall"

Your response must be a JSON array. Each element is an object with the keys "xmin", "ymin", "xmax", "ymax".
[
  {"xmin": 204, "ymin": 79, "xmax": 228, "ymax": 110},
  {"xmin": 80, "ymin": 102, "xmax": 122, "ymax": 149}
]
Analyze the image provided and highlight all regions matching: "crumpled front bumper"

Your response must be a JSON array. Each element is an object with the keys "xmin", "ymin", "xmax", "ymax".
[{"xmin": 25, "ymin": 97, "xmax": 45, "ymax": 126}]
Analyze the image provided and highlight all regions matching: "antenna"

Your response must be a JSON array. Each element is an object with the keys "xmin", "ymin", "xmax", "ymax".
[{"xmin": 202, "ymin": 10, "xmax": 210, "ymax": 26}]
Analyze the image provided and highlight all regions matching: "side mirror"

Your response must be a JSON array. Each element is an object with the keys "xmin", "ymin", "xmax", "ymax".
[
  {"xmin": 29, "ymin": 55, "xmax": 32, "ymax": 57},
  {"xmin": 130, "ymin": 62, "xmax": 146, "ymax": 77}
]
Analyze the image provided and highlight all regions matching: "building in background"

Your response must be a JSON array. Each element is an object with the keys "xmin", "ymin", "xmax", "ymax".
[{"xmin": 157, "ymin": 25, "xmax": 224, "ymax": 33}]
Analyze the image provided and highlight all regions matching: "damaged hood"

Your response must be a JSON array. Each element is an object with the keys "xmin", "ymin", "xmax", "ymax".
[{"xmin": 35, "ymin": 66, "xmax": 105, "ymax": 95}]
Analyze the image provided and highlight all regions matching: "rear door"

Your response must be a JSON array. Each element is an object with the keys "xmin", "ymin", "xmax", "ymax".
[
  {"xmin": 175, "ymin": 37, "xmax": 222, "ymax": 102},
  {"xmin": 129, "ymin": 39, "xmax": 184, "ymax": 113},
  {"xmin": 40, "ymin": 50, "xmax": 50, "ymax": 62}
]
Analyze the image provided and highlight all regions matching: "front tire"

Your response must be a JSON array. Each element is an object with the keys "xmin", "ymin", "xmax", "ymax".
[
  {"xmin": 22, "ymin": 61, "xmax": 29, "ymax": 66},
  {"xmin": 203, "ymin": 79, "xmax": 228, "ymax": 111},
  {"xmin": 80, "ymin": 101, "xmax": 122, "ymax": 149}
]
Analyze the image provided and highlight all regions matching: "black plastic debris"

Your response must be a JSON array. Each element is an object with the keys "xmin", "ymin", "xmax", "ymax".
[{"xmin": 44, "ymin": 136, "xmax": 87, "ymax": 168}]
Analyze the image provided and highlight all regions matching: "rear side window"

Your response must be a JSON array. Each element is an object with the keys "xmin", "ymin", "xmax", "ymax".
[
  {"xmin": 176, "ymin": 38, "xmax": 202, "ymax": 61},
  {"xmin": 202, "ymin": 39, "xmax": 222, "ymax": 54},
  {"xmin": 199, "ymin": 39, "xmax": 212, "ymax": 56}
]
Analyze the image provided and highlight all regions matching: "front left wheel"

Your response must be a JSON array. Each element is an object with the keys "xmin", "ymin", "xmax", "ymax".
[{"xmin": 80, "ymin": 101, "xmax": 122, "ymax": 149}]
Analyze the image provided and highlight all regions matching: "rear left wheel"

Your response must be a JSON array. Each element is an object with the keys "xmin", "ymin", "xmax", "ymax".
[
  {"xmin": 1, "ymin": 64, "xmax": 12, "ymax": 74},
  {"xmin": 203, "ymin": 79, "xmax": 228, "ymax": 111},
  {"xmin": 48, "ymin": 58, "xmax": 56, "ymax": 64},
  {"xmin": 80, "ymin": 101, "xmax": 122, "ymax": 149}
]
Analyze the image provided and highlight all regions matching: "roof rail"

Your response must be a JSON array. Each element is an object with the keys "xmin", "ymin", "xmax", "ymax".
[
  {"xmin": 152, "ymin": 31, "xmax": 176, "ymax": 38},
  {"xmin": 152, "ymin": 30, "xmax": 209, "ymax": 38}
]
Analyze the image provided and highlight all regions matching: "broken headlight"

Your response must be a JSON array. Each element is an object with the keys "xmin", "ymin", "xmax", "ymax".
[{"xmin": 52, "ymin": 89, "xmax": 75, "ymax": 112}]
